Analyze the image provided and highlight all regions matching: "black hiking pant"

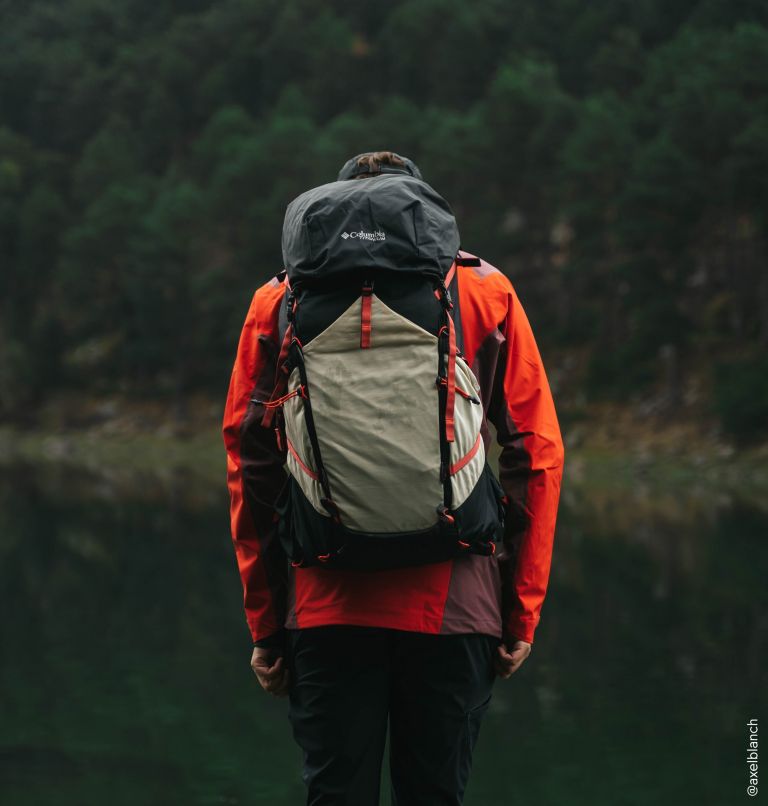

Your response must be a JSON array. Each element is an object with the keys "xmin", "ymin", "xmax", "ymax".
[{"xmin": 284, "ymin": 625, "xmax": 499, "ymax": 806}]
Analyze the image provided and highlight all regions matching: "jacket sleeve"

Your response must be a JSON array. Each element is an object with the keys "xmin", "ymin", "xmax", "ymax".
[
  {"xmin": 222, "ymin": 281, "xmax": 289, "ymax": 644},
  {"xmin": 487, "ymin": 281, "xmax": 565, "ymax": 645}
]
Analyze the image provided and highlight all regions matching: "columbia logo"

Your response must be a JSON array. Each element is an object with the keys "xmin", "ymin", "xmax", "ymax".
[{"xmin": 341, "ymin": 230, "xmax": 386, "ymax": 242}]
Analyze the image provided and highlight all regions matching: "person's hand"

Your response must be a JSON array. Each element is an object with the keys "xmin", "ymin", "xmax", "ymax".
[
  {"xmin": 494, "ymin": 639, "xmax": 532, "ymax": 678},
  {"xmin": 250, "ymin": 647, "xmax": 290, "ymax": 697}
]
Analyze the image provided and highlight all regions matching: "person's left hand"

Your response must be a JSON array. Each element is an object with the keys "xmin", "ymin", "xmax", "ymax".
[
  {"xmin": 494, "ymin": 639, "xmax": 531, "ymax": 678},
  {"xmin": 251, "ymin": 647, "xmax": 291, "ymax": 697}
]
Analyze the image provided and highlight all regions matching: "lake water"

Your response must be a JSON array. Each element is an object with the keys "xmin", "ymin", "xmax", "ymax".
[{"xmin": 0, "ymin": 460, "xmax": 765, "ymax": 805}]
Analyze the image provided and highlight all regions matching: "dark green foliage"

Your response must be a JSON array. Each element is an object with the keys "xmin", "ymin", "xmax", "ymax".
[
  {"xmin": 712, "ymin": 354, "xmax": 768, "ymax": 443},
  {"xmin": 0, "ymin": 0, "xmax": 766, "ymax": 435}
]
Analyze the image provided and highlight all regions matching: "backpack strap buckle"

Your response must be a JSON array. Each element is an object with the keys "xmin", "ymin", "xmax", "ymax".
[
  {"xmin": 436, "ymin": 504, "xmax": 455, "ymax": 525},
  {"xmin": 320, "ymin": 496, "xmax": 342, "ymax": 524}
]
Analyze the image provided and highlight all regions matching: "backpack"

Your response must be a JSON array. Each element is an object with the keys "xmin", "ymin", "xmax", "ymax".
[{"xmin": 259, "ymin": 173, "xmax": 506, "ymax": 570}]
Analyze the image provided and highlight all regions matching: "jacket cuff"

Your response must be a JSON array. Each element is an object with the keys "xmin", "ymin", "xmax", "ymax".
[
  {"xmin": 504, "ymin": 619, "xmax": 535, "ymax": 645},
  {"xmin": 252, "ymin": 628, "xmax": 286, "ymax": 649}
]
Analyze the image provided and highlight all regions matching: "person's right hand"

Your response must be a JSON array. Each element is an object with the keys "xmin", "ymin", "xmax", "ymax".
[
  {"xmin": 250, "ymin": 647, "xmax": 291, "ymax": 697},
  {"xmin": 494, "ymin": 639, "xmax": 532, "ymax": 678}
]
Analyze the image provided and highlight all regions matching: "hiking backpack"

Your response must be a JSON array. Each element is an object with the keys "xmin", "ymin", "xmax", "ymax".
[{"xmin": 260, "ymin": 173, "xmax": 507, "ymax": 570}]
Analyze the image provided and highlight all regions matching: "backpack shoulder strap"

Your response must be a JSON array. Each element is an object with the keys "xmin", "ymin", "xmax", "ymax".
[
  {"xmin": 276, "ymin": 271, "xmax": 291, "ymax": 347},
  {"xmin": 450, "ymin": 250, "xmax": 476, "ymax": 356}
]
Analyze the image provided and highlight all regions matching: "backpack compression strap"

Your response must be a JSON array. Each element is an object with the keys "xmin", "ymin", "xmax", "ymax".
[
  {"xmin": 261, "ymin": 286, "xmax": 297, "ymax": 430},
  {"xmin": 441, "ymin": 251, "xmax": 479, "ymax": 441},
  {"xmin": 259, "ymin": 275, "xmax": 342, "ymax": 527},
  {"xmin": 443, "ymin": 314, "xmax": 457, "ymax": 443},
  {"xmin": 288, "ymin": 338, "xmax": 341, "ymax": 524},
  {"xmin": 435, "ymin": 251, "xmax": 479, "ymax": 517},
  {"xmin": 436, "ymin": 280, "xmax": 457, "ymax": 444}
]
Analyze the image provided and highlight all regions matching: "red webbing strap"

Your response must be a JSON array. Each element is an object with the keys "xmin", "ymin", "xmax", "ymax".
[
  {"xmin": 261, "ymin": 323, "xmax": 294, "ymax": 428},
  {"xmin": 444, "ymin": 260, "xmax": 456, "ymax": 289},
  {"xmin": 445, "ymin": 312, "xmax": 457, "ymax": 442},
  {"xmin": 436, "ymin": 377, "xmax": 479, "ymax": 402},
  {"xmin": 360, "ymin": 282, "xmax": 373, "ymax": 348},
  {"xmin": 434, "ymin": 260, "xmax": 457, "ymax": 301},
  {"xmin": 449, "ymin": 433, "xmax": 482, "ymax": 476},
  {"xmin": 286, "ymin": 437, "xmax": 318, "ymax": 481}
]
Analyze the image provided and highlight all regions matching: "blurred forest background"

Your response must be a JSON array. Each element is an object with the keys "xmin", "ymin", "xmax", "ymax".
[
  {"xmin": 1, "ymin": 0, "xmax": 767, "ymax": 447},
  {"xmin": 2, "ymin": 6, "xmax": 767, "ymax": 803}
]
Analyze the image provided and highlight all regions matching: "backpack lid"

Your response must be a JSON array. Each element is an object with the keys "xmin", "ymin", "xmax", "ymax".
[{"xmin": 281, "ymin": 174, "xmax": 461, "ymax": 283}]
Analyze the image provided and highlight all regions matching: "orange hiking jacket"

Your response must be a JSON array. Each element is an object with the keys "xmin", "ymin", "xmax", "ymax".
[{"xmin": 223, "ymin": 251, "xmax": 565, "ymax": 646}]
